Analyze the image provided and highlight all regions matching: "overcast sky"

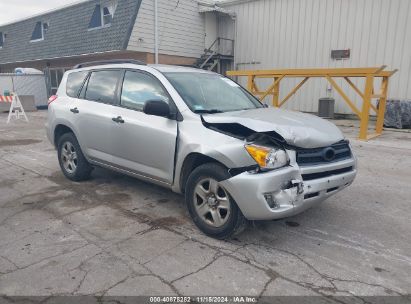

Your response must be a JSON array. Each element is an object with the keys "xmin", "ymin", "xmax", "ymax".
[{"xmin": 0, "ymin": 0, "xmax": 84, "ymax": 26}]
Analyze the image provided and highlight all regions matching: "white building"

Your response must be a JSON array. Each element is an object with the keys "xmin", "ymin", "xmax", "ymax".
[
  {"xmin": 1, "ymin": 0, "xmax": 409, "ymax": 114},
  {"xmin": 210, "ymin": 0, "xmax": 411, "ymax": 114}
]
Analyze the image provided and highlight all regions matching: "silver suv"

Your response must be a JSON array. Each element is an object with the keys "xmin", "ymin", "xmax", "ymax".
[{"xmin": 46, "ymin": 60, "xmax": 357, "ymax": 239}]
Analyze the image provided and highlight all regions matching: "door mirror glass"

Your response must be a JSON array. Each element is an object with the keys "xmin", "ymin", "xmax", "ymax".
[{"xmin": 143, "ymin": 100, "xmax": 170, "ymax": 117}]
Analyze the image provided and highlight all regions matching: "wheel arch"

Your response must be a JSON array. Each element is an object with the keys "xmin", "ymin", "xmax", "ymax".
[
  {"xmin": 179, "ymin": 152, "xmax": 229, "ymax": 194},
  {"xmin": 54, "ymin": 124, "xmax": 75, "ymax": 149}
]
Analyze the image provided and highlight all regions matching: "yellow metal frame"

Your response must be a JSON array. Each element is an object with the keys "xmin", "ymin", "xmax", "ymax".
[{"xmin": 227, "ymin": 66, "xmax": 397, "ymax": 140}]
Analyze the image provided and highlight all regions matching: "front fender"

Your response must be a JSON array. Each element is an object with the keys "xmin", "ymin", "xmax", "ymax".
[{"xmin": 172, "ymin": 119, "xmax": 256, "ymax": 193}]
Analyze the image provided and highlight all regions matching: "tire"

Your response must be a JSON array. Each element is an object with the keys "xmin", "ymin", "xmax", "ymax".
[
  {"xmin": 57, "ymin": 132, "xmax": 92, "ymax": 181},
  {"xmin": 185, "ymin": 163, "xmax": 248, "ymax": 239}
]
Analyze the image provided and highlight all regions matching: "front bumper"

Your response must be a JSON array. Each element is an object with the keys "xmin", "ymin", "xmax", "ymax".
[{"xmin": 220, "ymin": 158, "xmax": 356, "ymax": 220}]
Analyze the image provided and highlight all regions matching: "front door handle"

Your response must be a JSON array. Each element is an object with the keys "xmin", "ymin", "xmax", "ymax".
[
  {"xmin": 112, "ymin": 116, "xmax": 125, "ymax": 123},
  {"xmin": 70, "ymin": 107, "xmax": 79, "ymax": 114}
]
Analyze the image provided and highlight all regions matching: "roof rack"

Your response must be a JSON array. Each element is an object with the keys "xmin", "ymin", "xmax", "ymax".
[{"xmin": 73, "ymin": 59, "xmax": 146, "ymax": 69}]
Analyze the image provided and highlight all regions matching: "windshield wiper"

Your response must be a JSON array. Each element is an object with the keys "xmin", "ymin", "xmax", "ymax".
[{"xmin": 193, "ymin": 109, "xmax": 223, "ymax": 114}]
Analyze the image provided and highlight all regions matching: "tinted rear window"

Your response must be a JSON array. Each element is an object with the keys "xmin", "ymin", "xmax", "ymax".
[
  {"xmin": 85, "ymin": 70, "xmax": 122, "ymax": 104},
  {"xmin": 66, "ymin": 71, "xmax": 88, "ymax": 97}
]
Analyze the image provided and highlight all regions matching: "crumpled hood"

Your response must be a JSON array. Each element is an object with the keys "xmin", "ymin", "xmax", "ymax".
[{"xmin": 202, "ymin": 107, "xmax": 345, "ymax": 148}]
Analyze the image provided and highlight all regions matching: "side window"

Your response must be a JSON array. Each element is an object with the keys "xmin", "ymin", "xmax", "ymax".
[
  {"xmin": 85, "ymin": 70, "xmax": 122, "ymax": 104},
  {"xmin": 66, "ymin": 71, "xmax": 88, "ymax": 97},
  {"xmin": 121, "ymin": 71, "xmax": 169, "ymax": 111}
]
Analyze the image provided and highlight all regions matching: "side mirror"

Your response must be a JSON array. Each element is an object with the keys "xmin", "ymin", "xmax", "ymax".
[{"xmin": 143, "ymin": 100, "xmax": 170, "ymax": 118}]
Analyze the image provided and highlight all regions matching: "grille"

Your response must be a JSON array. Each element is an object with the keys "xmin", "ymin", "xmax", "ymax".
[
  {"xmin": 296, "ymin": 141, "xmax": 351, "ymax": 166},
  {"xmin": 301, "ymin": 166, "xmax": 353, "ymax": 181}
]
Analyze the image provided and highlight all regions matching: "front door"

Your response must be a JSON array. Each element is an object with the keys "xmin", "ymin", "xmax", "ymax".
[{"xmin": 111, "ymin": 70, "xmax": 177, "ymax": 184}]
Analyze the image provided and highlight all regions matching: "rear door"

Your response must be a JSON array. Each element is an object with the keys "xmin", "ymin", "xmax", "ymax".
[
  {"xmin": 73, "ymin": 69, "xmax": 123, "ymax": 164},
  {"xmin": 110, "ymin": 70, "xmax": 178, "ymax": 184}
]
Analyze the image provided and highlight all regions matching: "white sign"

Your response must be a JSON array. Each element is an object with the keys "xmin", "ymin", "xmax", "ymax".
[{"xmin": 6, "ymin": 94, "xmax": 29, "ymax": 123}]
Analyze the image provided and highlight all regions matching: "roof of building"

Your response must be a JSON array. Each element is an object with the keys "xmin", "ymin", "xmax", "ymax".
[{"xmin": 0, "ymin": 0, "xmax": 141, "ymax": 65}]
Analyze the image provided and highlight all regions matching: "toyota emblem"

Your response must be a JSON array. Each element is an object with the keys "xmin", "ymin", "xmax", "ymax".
[{"xmin": 323, "ymin": 147, "xmax": 336, "ymax": 161}]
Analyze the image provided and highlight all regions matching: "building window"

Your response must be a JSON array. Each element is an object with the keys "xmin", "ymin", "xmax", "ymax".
[
  {"xmin": 49, "ymin": 68, "xmax": 65, "ymax": 95},
  {"xmin": 88, "ymin": 1, "xmax": 117, "ymax": 29},
  {"xmin": 31, "ymin": 21, "xmax": 47, "ymax": 42},
  {"xmin": 102, "ymin": 6, "xmax": 113, "ymax": 25},
  {"xmin": 89, "ymin": 5, "xmax": 102, "ymax": 29},
  {"xmin": 0, "ymin": 32, "xmax": 4, "ymax": 48}
]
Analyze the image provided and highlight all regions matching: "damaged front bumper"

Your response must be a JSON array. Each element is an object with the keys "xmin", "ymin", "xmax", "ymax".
[{"xmin": 220, "ymin": 158, "xmax": 357, "ymax": 220}]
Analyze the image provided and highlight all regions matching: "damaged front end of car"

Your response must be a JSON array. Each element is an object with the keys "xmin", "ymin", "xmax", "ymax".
[{"xmin": 200, "ymin": 113, "xmax": 356, "ymax": 220}]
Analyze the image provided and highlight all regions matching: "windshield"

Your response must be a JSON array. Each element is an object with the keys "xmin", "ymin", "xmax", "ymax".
[{"xmin": 164, "ymin": 72, "xmax": 263, "ymax": 113}]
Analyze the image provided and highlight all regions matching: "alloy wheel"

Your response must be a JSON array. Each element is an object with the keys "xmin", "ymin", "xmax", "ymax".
[
  {"xmin": 193, "ymin": 178, "xmax": 231, "ymax": 227},
  {"xmin": 61, "ymin": 141, "xmax": 78, "ymax": 174}
]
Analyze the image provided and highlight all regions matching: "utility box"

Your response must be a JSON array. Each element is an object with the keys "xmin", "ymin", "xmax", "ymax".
[
  {"xmin": 318, "ymin": 97, "xmax": 335, "ymax": 118},
  {"xmin": 0, "ymin": 73, "xmax": 48, "ymax": 108}
]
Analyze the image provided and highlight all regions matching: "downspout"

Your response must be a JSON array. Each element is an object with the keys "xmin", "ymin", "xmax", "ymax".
[
  {"xmin": 233, "ymin": 14, "xmax": 237, "ymax": 72},
  {"xmin": 154, "ymin": 0, "xmax": 159, "ymax": 64}
]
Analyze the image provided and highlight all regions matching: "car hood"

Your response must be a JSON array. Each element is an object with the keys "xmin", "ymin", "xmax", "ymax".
[{"xmin": 202, "ymin": 107, "xmax": 345, "ymax": 148}]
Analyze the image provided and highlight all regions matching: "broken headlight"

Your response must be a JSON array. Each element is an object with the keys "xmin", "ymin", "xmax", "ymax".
[{"xmin": 245, "ymin": 144, "xmax": 289, "ymax": 170}]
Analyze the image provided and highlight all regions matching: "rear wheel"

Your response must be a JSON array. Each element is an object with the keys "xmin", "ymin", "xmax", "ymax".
[
  {"xmin": 57, "ymin": 133, "xmax": 92, "ymax": 181},
  {"xmin": 185, "ymin": 163, "xmax": 247, "ymax": 239}
]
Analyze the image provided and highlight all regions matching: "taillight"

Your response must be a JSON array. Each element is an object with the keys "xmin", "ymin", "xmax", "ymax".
[{"xmin": 48, "ymin": 95, "xmax": 58, "ymax": 105}]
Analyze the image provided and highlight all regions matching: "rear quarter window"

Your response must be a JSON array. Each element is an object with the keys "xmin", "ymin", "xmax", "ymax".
[{"xmin": 66, "ymin": 71, "xmax": 88, "ymax": 97}]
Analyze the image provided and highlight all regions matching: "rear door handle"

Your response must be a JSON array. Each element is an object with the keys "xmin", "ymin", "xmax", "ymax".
[
  {"xmin": 112, "ymin": 116, "xmax": 124, "ymax": 123},
  {"xmin": 70, "ymin": 107, "xmax": 79, "ymax": 114}
]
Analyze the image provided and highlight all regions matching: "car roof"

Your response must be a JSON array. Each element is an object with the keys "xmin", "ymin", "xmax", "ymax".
[
  {"xmin": 69, "ymin": 63, "xmax": 216, "ymax": 75},
  {"xmin": 149, "ymin": 64, "xmax": 216, "ymax": 74}
]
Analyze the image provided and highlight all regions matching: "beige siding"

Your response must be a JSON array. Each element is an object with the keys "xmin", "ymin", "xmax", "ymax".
[
  {"xmin": 225, "ymin": 0, "xmax": 411, "ymax": 114},
  {"xmin": 205, "ymin": 12, "xmax": 218, "ymax": 49},
  {"xmin": 127, "ymin": 0, "xmax": 205, "ymax": 59}
]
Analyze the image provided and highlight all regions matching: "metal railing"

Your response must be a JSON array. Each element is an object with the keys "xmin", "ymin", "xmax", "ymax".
[
  {"xmin": 227, "ymin": 66, "xmax": 397, "ymax": 140},
  {"xmin": 200, "ymin": 37, "xmax": 234, "ymax": 69}
]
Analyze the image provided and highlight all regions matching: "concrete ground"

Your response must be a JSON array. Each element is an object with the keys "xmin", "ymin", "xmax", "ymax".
[{"xmin": 0, "ymin": 111, "xmax": 410, "ymax": 300}]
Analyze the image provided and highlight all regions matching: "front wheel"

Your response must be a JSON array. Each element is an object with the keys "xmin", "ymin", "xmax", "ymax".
[{"xmin": 185, "ymin": 163, "xmax": 247, "ymax": 239}]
